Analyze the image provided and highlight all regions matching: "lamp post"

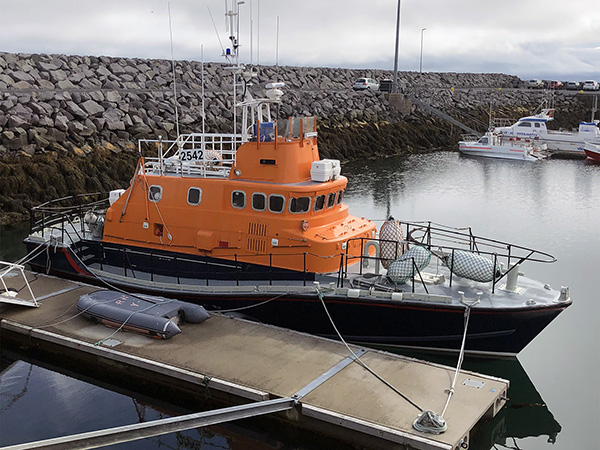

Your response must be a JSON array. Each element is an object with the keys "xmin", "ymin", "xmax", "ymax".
[
  {"xmin": 419, "ymin": 27, "xmax": 426, "ymax": 73},
  {"xmin": 392, "ymin": 0, "xmax": 401, "ymax": 93}
]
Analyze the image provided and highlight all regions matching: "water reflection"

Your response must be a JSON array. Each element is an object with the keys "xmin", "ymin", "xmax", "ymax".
[
  {"xmin": 470, "ymin": 358, "xmax": 562, "ymax": 450},
  {"xmin": 395, "ymin": 350, "xmax": 561, "ymax": 450},
  {"xmin": 0, "ymin": 353, "xmax": 320, "ymax": 450},
  {"xmin": 0, "ymin": 350, "xmax": 561, "ymax": 450}
]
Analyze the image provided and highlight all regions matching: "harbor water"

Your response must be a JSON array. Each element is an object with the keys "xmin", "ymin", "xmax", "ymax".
[{"xmin": 1, "ymin": 151, "xmax": 599, "ymax": 449}]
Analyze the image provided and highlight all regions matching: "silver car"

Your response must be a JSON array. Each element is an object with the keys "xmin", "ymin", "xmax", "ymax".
[{"xmin": 353, "ymin": 78, "xmax": 379, "ymax": 91}]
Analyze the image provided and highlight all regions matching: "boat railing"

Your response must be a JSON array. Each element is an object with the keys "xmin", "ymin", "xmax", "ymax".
[
  {"xmin": 139, "ymin": 116, "xmax": 317, "ymax": 179},
  {"xmin": 461, "ymin": 133, "xmax": 480, "ymax": 142},
  {"xmin": 344, "ymin": 220, "xmax": 556, "ymax": 294},
  {"xmin": 492, "ymin": 117, "xmax": 515, "ymax": 129},
  {"xmin": 29, "ymin": 193, "xmax": 109, "ymax": 241},
  {"xmin": 85, "ymin": 243, "xmax": 341, "ymax": 288},
  {"xmin": 278, "ymin": 116, "xmax": 318, "ymax": 140},
  {"xmin": 140, "ymin": 133, "xmax": 239, "ymax": 178}
]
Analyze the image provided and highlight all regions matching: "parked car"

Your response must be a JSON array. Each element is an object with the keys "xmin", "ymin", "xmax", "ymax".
[
  {"xmin": 527, "ymin": 79, "xmax": 543, "ymax": 89},
  {"xmin": 566, "ymin": 81, "xmax": 582, "ymax": 90},
  {"xmin": 353, "ymin": 78, "xmax": 379, "ymax": 91},
  {"xmin": 582, "ymin": 80, "xmax": 600, "ymax": 91},
  {"xmin": 547, "ymin": 80, "xmax": 564, "ymax": 89}
]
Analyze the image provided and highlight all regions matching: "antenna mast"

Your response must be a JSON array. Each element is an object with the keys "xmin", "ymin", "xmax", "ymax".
[
  {"xmin": 168, "ymin": 2, "xmax": 180, "ymax": 140},
  {"xmin": 201, "ymin": 45, "xmax": 206, "ymax": 138},
  {"xmin": 224, "ymin": 1, "xmax": 244, "ymax": 139},
  {"xmin": 275, "ymin": 16, "xmax": 280, "ymax": 82}
]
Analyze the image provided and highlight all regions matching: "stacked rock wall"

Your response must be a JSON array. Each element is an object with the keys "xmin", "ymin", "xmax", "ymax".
[
  {"xmin": 3, "ymin": 51, "xmax": 588, "ymax": 158},
  {"xmin": 0, "ymin": 52, "xmax": 595, "ymax": 224}
]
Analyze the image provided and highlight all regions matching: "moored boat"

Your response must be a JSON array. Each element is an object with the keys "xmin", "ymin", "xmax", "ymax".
[
  {"xmin": 20, "ymin": 7, "xmax": 572, "ymax": 357},
  {"xmin": 494, "ymin": 108, "xmax": 600, "ymax": 157},
  {"xmin": 458, "ymin": 131, "xmax": 547, "ymax": 161},
  {"xmin": 77, "ymin": 291, "xmax": 210, "ymax": 339},
  {"xmin": 584, "ymin": 142, "xmax": 600, "ymax": 162}
]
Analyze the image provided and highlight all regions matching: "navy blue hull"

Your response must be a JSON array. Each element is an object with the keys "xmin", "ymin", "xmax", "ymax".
[{"xmin": 25, "ymin": 239, "xmax": 569, "ymax": 356}]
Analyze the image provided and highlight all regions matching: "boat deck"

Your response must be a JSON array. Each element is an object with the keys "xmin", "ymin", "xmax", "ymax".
[{"xmin": 0, "ymin": 271, "xmax": 509, "ymax": 450}]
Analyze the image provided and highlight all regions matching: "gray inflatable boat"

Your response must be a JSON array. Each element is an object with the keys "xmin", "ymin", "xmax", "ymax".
[{"xmin": 77, "ymin": 290, "xmax": 210, "ymax": 339}]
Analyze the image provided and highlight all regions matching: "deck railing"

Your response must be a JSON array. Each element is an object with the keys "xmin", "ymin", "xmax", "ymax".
[
  {"xmin": 29, "ymin": 193, "xmax": 109, "ymax": 241},
  {"xmin": 140, "ymin": 133, "xmax": 239, "ymax": 178},
  {"xmin": 345, "ymin": 220, "xmax": 556, "ymax": 294}
]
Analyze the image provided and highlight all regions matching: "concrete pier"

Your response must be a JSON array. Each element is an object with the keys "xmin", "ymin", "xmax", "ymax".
[{"xmin": 1, "ymin": 271, "xmax": 509, "ymax": 450}]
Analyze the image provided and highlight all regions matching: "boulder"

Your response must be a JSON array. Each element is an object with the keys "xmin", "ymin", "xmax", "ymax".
[
  {"xmin": 11, "ymin": 71, "xmax": 35, "ymax": 83},
  {"xmin": 2, "ymin": 128, "xmax": 28, "ymax": 150},
  {"xmin": 81, "ymin": 99, "xmax": 105, "ymax": 116},
  {"xmin": 65, "ymin": 101, "xmax": 89, "ymax": 119}
]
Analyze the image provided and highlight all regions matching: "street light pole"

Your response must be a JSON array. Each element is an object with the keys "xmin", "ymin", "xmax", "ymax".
[
  {"xmin": 392, "ymin": 0, "xmax": 401, "ymax": 93},
  {"xmin": 419, "ymin": 27, "xmax": 426, "ymax": 73}
]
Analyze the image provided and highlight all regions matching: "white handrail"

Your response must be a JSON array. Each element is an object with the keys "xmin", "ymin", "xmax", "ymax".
[{"xmin": 0, "ymin": 261, "xmax": 38, "ymax": 307}]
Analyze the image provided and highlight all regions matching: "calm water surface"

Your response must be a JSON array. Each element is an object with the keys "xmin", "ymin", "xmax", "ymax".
[{"xmin": 1, "ymin": 152, "xmax": 599, "ymax": 449}]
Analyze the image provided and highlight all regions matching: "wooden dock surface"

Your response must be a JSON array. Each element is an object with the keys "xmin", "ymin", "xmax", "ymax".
[{"xmin": 0, "ymin": 271, "xmax": 508, "ymax": 450}]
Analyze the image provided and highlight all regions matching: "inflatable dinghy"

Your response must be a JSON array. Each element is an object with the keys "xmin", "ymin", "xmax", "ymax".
[{"xmin": 77, "ymin": 290, "xmax": 210, "ymax": 339}]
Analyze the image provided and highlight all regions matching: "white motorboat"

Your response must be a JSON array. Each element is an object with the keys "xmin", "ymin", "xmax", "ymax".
[
  {"xmin": 458, "ymin": 131, "xmax": 547, "ymax": 161},
  {"xmin": 494, "ymin": 108, "xmax": 600, "ymax": 155}
]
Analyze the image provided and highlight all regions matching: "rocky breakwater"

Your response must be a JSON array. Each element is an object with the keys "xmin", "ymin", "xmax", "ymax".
[{"xmin": 0, "ymin": 51, "xmax": 594, "ymax": 225}]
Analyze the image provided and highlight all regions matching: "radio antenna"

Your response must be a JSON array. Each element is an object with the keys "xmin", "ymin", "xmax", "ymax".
[
  {"xmin": 201, "ymin": 45, "xmax": 206, "ymax": 137},
  {"xmin": 168, "ymin": 2, "xmax": 180, "ymax": 140},
  {"xmin": 208, "ymin": 6, "xmax": 226, "ymax": 55},
  {"xmin": 249, "ymin": 0, "xmax": 253, "ymax": 65},
  {"xmin": 275, "ymin": 16, "xmax": 279, "ymax": 82}
]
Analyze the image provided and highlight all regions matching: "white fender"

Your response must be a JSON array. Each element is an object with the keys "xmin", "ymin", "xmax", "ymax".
[{"xmin": 379, "ymin": 218, "xmax": 404, "ymax": 269}]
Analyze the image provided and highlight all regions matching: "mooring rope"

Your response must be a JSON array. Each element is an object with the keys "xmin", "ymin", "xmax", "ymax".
[
  {"xmin": 315, "ymin": 285, "xmax": 424, "ymax": 413},
  {"xmin": 316, "ymin": 283, "xmax": 478, "ymax": 435},
  {"xmin": 67, "ymin": 245, "xmax": 297, "ymax": 315},
  {"xmin": 441, "ymin": 295, "xmax": 478, "ymax": 417},
  {"xmin": 413, "ymin": 293, "xmax": 478, "ymax": 434},
  {"xmin": 93, "ymin": 298, "xmax": 178, "ymax": 346},
  {"xmin": 205, "ymin": 293, "xmax": 288, "ymax": 313},
  {"xmin": 43, "ymin": 247, "xmax": 291, "ymax": 336}
]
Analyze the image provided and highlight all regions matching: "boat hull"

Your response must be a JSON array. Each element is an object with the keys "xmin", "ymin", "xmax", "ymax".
[
  {"xmin": 584, "ymin": 142, "xmax": 600, "ymax": 162},
  {"xmin": 458, "ymin": 142, "xmax": 542, "ymax": 161},
  {"xmin": 25, "ymin": 238, "xmax": 570, "ymax": 356}
]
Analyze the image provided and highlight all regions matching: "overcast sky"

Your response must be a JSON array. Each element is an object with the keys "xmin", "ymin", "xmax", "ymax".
[{"xmin": 1, "ymin": 0, "xmax": 599, "ymax": 81}]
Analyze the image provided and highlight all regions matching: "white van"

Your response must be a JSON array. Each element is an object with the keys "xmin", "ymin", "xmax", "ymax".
[{"xmin": 352, "ymin": 78, "xmax": 379, "ymax": 91}]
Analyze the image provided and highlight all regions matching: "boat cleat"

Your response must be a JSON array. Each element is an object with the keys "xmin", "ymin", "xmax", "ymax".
[{"xmin": 458, "ymin": 290, "xmax": 483, "ymax": 306}]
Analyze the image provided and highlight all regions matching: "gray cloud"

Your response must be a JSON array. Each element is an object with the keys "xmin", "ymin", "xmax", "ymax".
[{"xmin": 1, "ymin": 0, "xmax": 598, "ymax": 81}]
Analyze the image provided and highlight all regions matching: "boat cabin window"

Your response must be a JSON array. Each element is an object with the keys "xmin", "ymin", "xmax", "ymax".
[
  {"xmin": 535, "ymin": 123, "xmax": 541, "ymax": 128},
  {"xmin": 149, "ymin": 185, "xmax": 162, "ymax": 202},
  {"xmin": 518, "ymin": 122, "xmax": 532, "ymax": 128},
  {"xmin": 314, "ymin": 194, "xmax": 325, "ymax": 211},
  {"xmin": 268, "ymin": 194, "xmax": 286, "ymax": 213},
  {"xmin": 232, "ymin": 191, "xmax": 246, "ymax": 209},
  {"xmin": 187, "ymin": 187, "xmax": 202, "ymax": 205},
  {"xmin": 337, "ymin": 190, "xmax": 344, "ymax": 204},
  {"xmin": 289, "ymin": 196, "xmax": 311, "ymax": 213},
  {"xmin": 326, "ymin": 192, "xmax": 336, "ymax": 208},
  {"xmin": 479, "ymin": 136, "xmax": 489, "ymax": 144},
  {"xmin": 252, "ymin": 193, "xmax": 267, "ymax": 211}
]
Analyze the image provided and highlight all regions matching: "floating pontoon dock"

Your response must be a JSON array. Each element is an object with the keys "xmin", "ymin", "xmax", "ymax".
[{"xmin": 0, "ymin": 271, "xmax": 508, "ymax": 450}]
